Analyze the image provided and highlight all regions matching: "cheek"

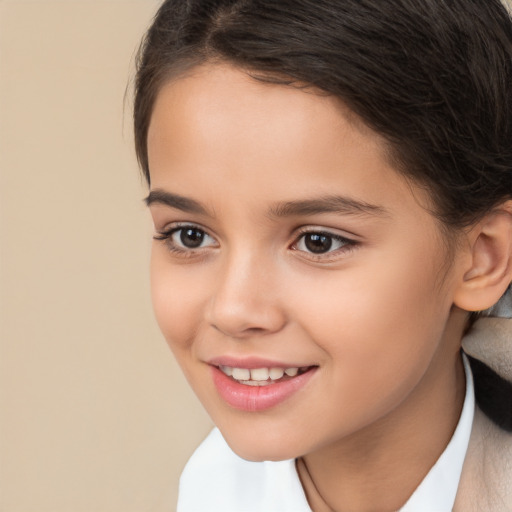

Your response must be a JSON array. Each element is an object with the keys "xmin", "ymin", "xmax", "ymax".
[
  {"xmin": 283, "ymin": 273, "xmax": 447, "ymax": 437},
  {"xmin": 150, "ymin": 247, "xmax": 204, "ymax": 352},
  {"xmin": 288, "ymin": 242, "xmax": 450, "ymax": 381}
]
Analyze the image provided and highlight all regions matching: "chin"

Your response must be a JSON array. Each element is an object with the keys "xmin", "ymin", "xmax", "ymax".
[{"xmin": 219, "ymin": 426, "xmax": 304, "ymax": 462}]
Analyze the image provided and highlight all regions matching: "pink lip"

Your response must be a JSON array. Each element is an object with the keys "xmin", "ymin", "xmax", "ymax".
[
  {"xmin": 210, "ymin": 364, "xmax": 317, "ymax": 412},
  {"xmin": 208, "ymin": 356, "xmax": 307, "ymax": 370}
]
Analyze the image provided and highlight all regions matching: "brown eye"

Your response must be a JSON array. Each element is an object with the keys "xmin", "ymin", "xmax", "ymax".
[
  {"xmin": 154, "ymin": 224, "xmax": 217, "ymax": 252},
  {"xmin": 293, "ymin": 230, "xmax": 355, "ymax": 257},
  {"xmin": 178, "ymin": 227, "xmax": 205, "ymax": 248},
  {"xmin": 303, "ymin": 233, "xmax": 333, "ymax": 253}
]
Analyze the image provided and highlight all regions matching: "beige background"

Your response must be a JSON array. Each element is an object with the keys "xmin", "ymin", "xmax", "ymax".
[{"xmin": 0, "ymin": 1, "xmax": 212, "ymax": 511}]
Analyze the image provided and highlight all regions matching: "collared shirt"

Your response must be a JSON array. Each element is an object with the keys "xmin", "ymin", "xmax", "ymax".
[
  {"xmin": 178, "ymin": 356, "xmax": 475, "ymax": 511},
  {"xmin": 400, "ymin": 353, "xmax": 475, "ymax": 511}
]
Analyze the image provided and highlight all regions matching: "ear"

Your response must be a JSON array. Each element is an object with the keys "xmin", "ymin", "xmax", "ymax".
[{"xmin": 454, "ymin": 201, "xmax": 512, "ymax": 312}]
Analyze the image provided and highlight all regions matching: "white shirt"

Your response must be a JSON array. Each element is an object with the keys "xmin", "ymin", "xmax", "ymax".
[{"xmin": 178, "ymin": 355, "xmax": 475, "ymax": 511}]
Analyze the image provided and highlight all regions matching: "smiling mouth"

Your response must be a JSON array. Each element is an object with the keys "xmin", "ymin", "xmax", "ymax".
[{"xmin": 218, "ymin": 365, "xmax": 314, "ymax": 386}]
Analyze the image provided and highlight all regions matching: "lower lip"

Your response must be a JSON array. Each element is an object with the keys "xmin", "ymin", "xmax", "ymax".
[{"xmin": 211, "ymin": 366, "xmax": 317, "ymax": 412}]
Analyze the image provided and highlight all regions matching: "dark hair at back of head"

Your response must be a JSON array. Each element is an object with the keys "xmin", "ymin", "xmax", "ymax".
[{"xmin": 134, "ymin": 0, "xmax": 512, "ymax": 430}]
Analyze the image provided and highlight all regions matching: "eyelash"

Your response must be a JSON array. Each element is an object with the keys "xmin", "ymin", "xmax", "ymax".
[
  {"xmin": 153, "ymin": 224, "xmax": 217, "ymax": 257},
  {"xmin": 291, "ymin": 228, "xmax": 358, "ymax": 261},
  {"xmin": 153, "ymin": 224, "xmax": 358, "ymax": 260}
]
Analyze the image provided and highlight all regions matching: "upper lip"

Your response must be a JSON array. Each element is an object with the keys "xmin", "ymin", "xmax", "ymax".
[{"xmin": 207, "ymin": 356, "xmax": 314, "ymax": 369}]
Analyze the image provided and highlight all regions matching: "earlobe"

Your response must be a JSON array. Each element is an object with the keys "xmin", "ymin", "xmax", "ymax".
[{"xmin": 454, "ymin": 201, "xmax": 512, "ymax": 312}]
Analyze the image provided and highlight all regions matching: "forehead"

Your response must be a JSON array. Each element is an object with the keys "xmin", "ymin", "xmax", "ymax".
[
  {"xmin": 147, "ymin": 63, "xmax": 431, "ymax": 219},
  {"xmin": 149, "ymin": 64, "xmax": 380, "ymax": 164}
]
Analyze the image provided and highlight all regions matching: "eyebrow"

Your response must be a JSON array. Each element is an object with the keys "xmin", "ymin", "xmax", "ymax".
[
  {"xmin": 145, "ymin": 189, "xmax": 389, "ymax": 219},
  {"xmin": 268, "ymin": 195, "xmax": 389, "ymax": 218},
  {"xmin": 145, "ymin": 189, "xmax": 210, "ymax": 215}
]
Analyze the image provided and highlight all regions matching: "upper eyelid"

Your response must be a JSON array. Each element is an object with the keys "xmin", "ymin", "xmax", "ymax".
[
  {"xmin": 156, "ymin": 221, "xmax": 213, "ymax": 235},
  {"xmin": 154, "ymin": 223, "xmax": 217, "ymax": 244},
  {"xmin": 292, "ymin": 225, "xmax": 359, "ymax": 241},
  {"xmin": 292, "ymin": 231, "xmax": 356, "ymax": 248}
]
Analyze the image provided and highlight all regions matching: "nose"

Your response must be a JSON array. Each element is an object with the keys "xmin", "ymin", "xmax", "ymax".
[{"xmin": 205, "ymin": 251, "xmax": 287, "ymax": 339}]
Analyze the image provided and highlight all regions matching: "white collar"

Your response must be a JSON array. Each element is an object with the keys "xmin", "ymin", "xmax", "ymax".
[{"xmin": 399, "ymin": 353, "xmax": 475, "ymax": 511}]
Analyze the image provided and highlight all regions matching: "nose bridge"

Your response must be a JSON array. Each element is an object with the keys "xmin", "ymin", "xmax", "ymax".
[{"xmin": 206, "ymin": 245, "xmax": 285, "ymax": 338}]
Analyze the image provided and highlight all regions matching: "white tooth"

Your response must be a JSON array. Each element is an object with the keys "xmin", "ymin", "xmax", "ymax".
[
  {"xmin": 269, "ymin": 367, "xmax": 285, "ymax": 380},
  {"xmin": 220, "ymin": 365, "xmax": 233, "ymax": 376},
  {"xmin": 284, "ymin": 367, "xmax": 299, "ymax": 377},
  {"xmin": 250, "ymin": 368, "xmax": 270, "ymax": 381},
  {"xmin": 232, "ymin": 368, "xmax": 250, "ymax": 381}
]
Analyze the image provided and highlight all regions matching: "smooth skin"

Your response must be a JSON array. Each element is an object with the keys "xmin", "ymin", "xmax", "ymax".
[{"xmin": 146, "ymin": 64, "xmax": 512, "ymax": 511}]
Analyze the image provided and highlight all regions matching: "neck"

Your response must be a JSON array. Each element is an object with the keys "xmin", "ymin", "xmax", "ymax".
[{"xmin": 298, "ymin": 311, "xmax": 468, "ymax": 512}]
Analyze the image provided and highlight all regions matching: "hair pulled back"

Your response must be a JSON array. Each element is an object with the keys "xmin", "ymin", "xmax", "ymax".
[{"xmin": 134, "ymin": 0, "xmax": 512, "ymax": 229}]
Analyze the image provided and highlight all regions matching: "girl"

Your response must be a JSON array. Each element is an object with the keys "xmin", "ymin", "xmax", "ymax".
[{"xmin": 134, "ymin": 1, "xmax": 512, "ymax": 510}]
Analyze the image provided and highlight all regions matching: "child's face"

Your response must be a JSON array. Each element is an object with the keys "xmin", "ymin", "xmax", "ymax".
[{"xmin": 147, "ymin": 64, "xmax": 466, "ymax": 461}]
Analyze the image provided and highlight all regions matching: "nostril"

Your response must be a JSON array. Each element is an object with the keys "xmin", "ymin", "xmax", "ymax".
[
  {"xmin": 244, "ymin": 327, "xmax": 267, "ymax": 335},
  {"xmin": 211, "ymin": 323, "xmax": 268, "ymax": 338}
]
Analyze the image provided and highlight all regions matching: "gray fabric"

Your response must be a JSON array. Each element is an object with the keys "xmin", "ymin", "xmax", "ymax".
[{"xmin": 455, "ymin": 317, "xmax": 512, "ymax": 511}]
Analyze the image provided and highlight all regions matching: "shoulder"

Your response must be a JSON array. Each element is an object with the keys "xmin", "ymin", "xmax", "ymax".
[
  {"xmin": 457, "ymin": 318, "xmax": 512, "ymax": 511},
  {"xmin": 177, "ymin": 428, "xmax": 310, "ymax": 512},
  {"xmin": 455, "ymin": 406, "xmax": 512, "ymax": 511}
]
